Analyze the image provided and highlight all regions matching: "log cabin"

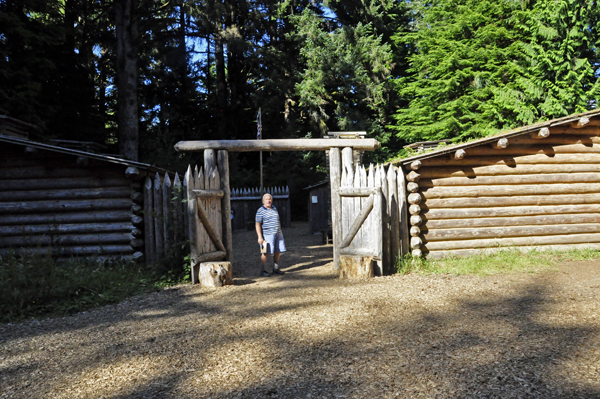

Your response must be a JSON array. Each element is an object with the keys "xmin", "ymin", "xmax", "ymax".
[
  {"xmin": 394, "ymin": 109, "xmax": 600, "ymax": 259},
  {"xmin": 0, "ymin": 128, "xmax": 170, "ymax": 263}
]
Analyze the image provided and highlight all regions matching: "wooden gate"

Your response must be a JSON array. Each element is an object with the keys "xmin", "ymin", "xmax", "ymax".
[
  {"xmin": 330, "ymin": 147, "xmax": 383, "ymax": 276},
  {"xmin": 185, "ymin": 150, "xmax": 233, "ymax": 283}
]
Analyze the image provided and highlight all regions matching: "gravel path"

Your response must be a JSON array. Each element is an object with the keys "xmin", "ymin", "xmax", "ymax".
[{"xmin": 1, "ymin": 222, "xmax": 600, "ymax": 398}]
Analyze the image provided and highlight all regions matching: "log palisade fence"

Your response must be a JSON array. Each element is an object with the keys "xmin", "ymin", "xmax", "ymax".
[
  {"xmin": 230, "ymin": 187, "xmax": 291, "ymax": 231},
  {"xmin": 395, "ymin": 109, "xmax": 600, "ymax": 259}
]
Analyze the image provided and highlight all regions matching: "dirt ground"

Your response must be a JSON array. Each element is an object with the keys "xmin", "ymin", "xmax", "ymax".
[{"xmin": 1, "ymin": 222, "xmax": 600, "ymax": 398}]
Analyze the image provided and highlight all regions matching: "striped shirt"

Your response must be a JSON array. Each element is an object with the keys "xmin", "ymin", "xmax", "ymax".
[{"xmin": 255, "ymin": 206, "xmax": 281, "ymax": 235}]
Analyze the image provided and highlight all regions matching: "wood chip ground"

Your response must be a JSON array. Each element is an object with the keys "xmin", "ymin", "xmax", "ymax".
[{"xmin": 1, "ymin": 222, "xmax": 600, "ymax": 398}]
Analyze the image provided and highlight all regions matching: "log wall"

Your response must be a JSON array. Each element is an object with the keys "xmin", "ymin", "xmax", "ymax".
[
  {"xmin": 0, "ymin": 144, "xmax": 139, "ymax": 260},
  {"xmin": 403, "ymin": 122, "xmax": 600, "ymax": 259}
]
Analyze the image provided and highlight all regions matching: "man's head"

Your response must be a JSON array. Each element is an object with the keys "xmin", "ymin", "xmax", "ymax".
[{"xmin": 262, "ymin": 193, "xmax": 273, "ymax": 208}]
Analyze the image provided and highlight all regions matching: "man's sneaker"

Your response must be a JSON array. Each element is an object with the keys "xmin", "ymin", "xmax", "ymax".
[
  {"xmin": 261, "ymin": 271, "xmax": 272, "ymax": 277},
  {"xmin": 272, "ymin": 269, "xmax": 285, "ymax": 275}
]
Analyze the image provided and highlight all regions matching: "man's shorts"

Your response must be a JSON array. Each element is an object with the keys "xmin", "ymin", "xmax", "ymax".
[{"xmin": 263, "ymin": 231, "xmax": 286, "ymax": 255}]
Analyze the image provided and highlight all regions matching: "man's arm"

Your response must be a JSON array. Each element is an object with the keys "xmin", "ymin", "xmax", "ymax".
[{"xmin": 255, "ymin": 222, "xmax": 264, "ymax": 244}]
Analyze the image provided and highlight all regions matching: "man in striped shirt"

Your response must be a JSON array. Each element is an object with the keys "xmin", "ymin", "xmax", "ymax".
[{"xmin": 255, "ymin": 193, "xmax": 286, "ymax": 276}]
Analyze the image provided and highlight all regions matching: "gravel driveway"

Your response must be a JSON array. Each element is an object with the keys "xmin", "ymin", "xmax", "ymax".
[{"xmin": 1, "ymin": 222, "xmax": 600, "ymax": 398}]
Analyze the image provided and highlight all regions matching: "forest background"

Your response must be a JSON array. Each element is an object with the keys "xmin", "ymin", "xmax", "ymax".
[{"xmin": 1, "ymin": 0, "xmax": 600, "ymax": 220}]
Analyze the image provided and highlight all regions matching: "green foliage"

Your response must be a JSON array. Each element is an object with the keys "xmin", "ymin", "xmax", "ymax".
[
  {"xmin": 0, "ymin": 252, "xmax": 168, "ymax": 323},
  {"xmin": 396, "ymin": 248, "xmax": 600, "ymax": 276},
  {"xmin": 390, "ymin": 0, "xmax": 600, "ymax": 148},
  {"xmin": 293, "ymin": 9, "xmax": 394, "ymax": 137}
]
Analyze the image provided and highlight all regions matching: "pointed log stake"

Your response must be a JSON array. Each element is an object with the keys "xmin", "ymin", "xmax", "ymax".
[
  {"xmin": 573, "ymin": 116, "xmax": 590, "ymax": 128},
  {"xmin": 195, "ymin": 200, "xmax": 226, "ymax": 253},
  {"xmin": 450, "ymin": 149, "xmax": 466, "ymax": 160},
  {"xmin": 340, "ymin": 194, "xmax": 374, "ymax": 249},
  {"xmin": 531, "ymin": 127, "xmax": 550, "ymax": 139},
  {"xmin": 490, "ymin": 138, "xmax": 509, "ymax": 149},
  {"xmin": 410, "ymin": 160, "xmax": 422, "ymax": 171}
]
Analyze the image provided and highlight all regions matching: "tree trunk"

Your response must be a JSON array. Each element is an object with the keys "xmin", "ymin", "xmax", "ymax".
[{"xmin": 115, "ymin": 0, "xmax": 139, "ymax": 161}]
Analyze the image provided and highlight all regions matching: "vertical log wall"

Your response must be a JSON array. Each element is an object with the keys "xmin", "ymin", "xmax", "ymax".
[{"xmin": 402, "ymin": 118, "xmax": 600, "ymax": 259}]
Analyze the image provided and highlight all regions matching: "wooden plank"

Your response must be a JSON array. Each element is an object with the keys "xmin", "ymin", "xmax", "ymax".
[
  {"xmin": 162, "ymin": 173, "xmax": 172, "ymax": 253},
  {"xmin": 0, "ymin": 222, "xmax": 134, "ymax": 236},
  {"xmin": 175, "ymin": 138, "xmax": 381, "ymax": 152},
  {"xmin": 397, "ymin": 166, "xmax": 409, "ymax": 257},
  {"xmin": 196, "ymin": 199, "xmax": 226, "ymax": 252},
  {"xmin": 218, "ymin": 150, "xmax": 233, "ymax": 264},
  {"xmin": 380, "ymin": 165, "xmax": 390, "ymax": 274},
  {"xmin": 341, "ymin": 148, "xmax": 354, "ymax": 246},
  {"xmin": 210, "ymin": 166, "xmax": 223, "ymax": 255},
  {"xmin": 192, "ymin": 189, "xmax": 224, "ymax": 198},
  {"xmin": 353, "ymin": 165, "xmax": 362, "ymax": 248},
  {"xmin": 424, "ymin": 233, "xmax": 600, "ymax": 251},
  {"xmin": 340, "ymin": 194, "xmax": 374, "ymax": 249},
  {"xmin": 185, "ymin": 166, "xmax": 197, "ymax": 265},
  {"xmin": 194, "ymin": 250, "xmax": 227, "ymax": 263},
  {"xmin": 338, "ymin": 187, "xmax": 379, "ymax": 197},
  {"xmin": 388, "ymin": 165, "xmax": 400, "ymax": 271},
  {"xmin": 153, "ymin": 173, "xmax": 164, "ymax": 263},
  {"xmin": 373, "ymin": 170, "xmax": 383, "ymax": 276},
  {"xmin": 0, "ymin": 198, "xmax": 131, "ymax": 214},
  {"xmin": 340, "ymin": 248, "xmax": 379, "ymax": 258},
  {"xmin": 424, "ymin": 193, "xmax": 600, "ymax": 208},
  {"xmin": 329, "ymin": 148, "xmax": 342, "ymax": 270},
  {"xmin": 359, "ymin": 166, "xmax": 368, "ymax": 253},
  {"xmin": 173, "ymin": 172, "xmax": 183, "ymax": 261}
]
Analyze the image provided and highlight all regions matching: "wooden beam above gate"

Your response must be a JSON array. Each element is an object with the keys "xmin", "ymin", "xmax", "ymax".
[{"xmin": 174, "ymin": 139, "xmax": 380, "ymax": 152}]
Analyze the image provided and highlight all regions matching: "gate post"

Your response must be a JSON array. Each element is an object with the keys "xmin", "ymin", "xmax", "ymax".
[
  {"xmin": 329, "ymin": 147, "xmax": 342, "ymax": 270},
  {"xmin": 218, "ymin": 150, "xmax": 233, "ymax": 264}
]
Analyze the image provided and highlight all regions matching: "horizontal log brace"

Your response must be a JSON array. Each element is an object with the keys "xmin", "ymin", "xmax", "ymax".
[
  {"xmin": 175, "ymin": 139, "xmax": 380, "ymax": 152},
  {"xmin": 338, "ymin": 187, "xmax": 380, "ymax": 197},
  {"xmin": 193, "ymin": 189, "xmax": 224, "ymax": 198},
  {"xmin": 340, "ymin": 248, "xmax": 380, "ymax": 260}
]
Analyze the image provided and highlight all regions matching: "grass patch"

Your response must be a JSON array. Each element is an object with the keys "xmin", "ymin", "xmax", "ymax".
[
  {"xmin": 0, "ymin": 251, "xmax": 187, "ymax": 324},
  {"xmin": 397, "ymin": 247, "xmax": 600, "ymax": 276}
]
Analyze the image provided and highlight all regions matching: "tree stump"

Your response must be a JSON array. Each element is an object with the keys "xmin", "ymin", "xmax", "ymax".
[
  {"xmin": 192, "ymin": 261, "xmax": 233, "ymax": 287},
  {"xmin": 339, "ymin": 256, "xmax": 374, "ymax": 279}
]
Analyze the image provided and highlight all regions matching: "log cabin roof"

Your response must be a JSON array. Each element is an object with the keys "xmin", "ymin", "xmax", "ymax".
[
  {"xmin": 0, "ymin": 134, "xmax": 169, "ymax": 174},
  {"xmin": 393, "ymin": 108, "xmax": 600, "ymax": 166}
]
